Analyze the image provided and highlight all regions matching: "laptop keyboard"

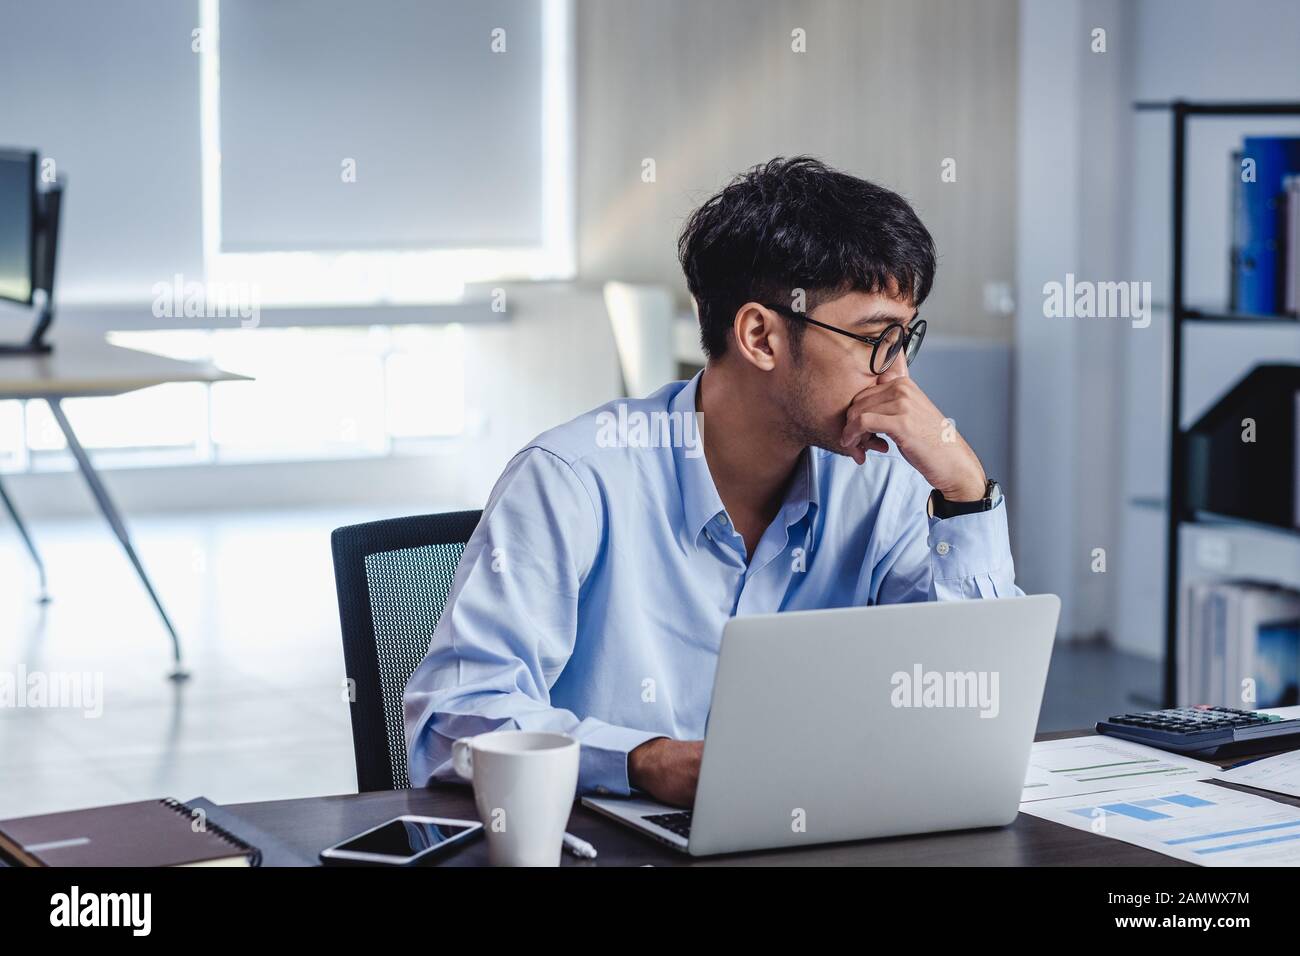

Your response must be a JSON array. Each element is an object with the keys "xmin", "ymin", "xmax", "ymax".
[{"xmin": 643, "ymin": 811, "xmax": 693, "ymax": 839}]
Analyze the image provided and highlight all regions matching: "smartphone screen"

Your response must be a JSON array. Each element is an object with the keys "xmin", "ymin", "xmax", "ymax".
[{"xmin": 334, "ymin": 818, "xmax": 477, "ymax": 859}]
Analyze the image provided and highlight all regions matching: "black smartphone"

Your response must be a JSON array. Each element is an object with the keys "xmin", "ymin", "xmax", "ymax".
[{"xmin": 319, "ymin": 815, "xmax": 482, "ymax": 866}]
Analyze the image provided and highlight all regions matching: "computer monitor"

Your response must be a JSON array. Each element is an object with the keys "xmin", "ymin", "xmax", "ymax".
[
  {"xmin": 0, "ymin": 148, "xmax": 62, "ymax": 355},
  {"xmin": 0, "ymin": 149, "xmax": 36, "ymax": 307}
]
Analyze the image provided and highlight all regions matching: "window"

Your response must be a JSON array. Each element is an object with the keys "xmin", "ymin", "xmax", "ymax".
[
  {"xmin": 0, "ymin": 325, "xmax": 467, "ymax": 473},
  {"xmin": 199, "ymin": 0, "xmax": 575, "ymax": 306}
]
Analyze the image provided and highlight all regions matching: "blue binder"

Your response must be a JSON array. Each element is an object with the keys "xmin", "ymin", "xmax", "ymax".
[{"xmin": 1234, "ymin": 137, "xmax": 1300, "ymax": 315}]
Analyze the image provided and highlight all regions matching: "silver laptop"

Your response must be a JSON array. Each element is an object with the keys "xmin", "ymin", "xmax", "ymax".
[{"xmin": 583, "ymin": 594, "xmax": 1060, "ymax": 856}]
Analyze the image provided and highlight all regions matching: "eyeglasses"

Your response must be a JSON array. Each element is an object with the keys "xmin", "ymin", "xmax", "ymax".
[{"xmin": 763, "ymin": 303, "xmax": 927, "ymax": 375}]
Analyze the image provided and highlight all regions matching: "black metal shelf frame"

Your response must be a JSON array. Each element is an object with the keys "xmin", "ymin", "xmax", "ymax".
[{"xmin": 1137, "ymin": 100, "xmax": 1300, "ymax": 707}]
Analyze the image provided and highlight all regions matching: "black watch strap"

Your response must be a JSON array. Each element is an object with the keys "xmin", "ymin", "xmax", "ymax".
[{"xmin": 930, "ymin": 479, "xmax": 1001, "ymax": 519}]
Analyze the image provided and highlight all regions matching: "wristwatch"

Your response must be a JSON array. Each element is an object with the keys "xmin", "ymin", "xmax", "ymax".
[{"xmin": 929, "ymin": 479, "xmax": 1002, "ymax": 519}]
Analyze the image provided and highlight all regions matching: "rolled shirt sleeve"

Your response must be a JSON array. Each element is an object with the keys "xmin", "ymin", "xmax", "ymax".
[
  {"xmin": 872, "ymin": 473, "xmax": 1022, "ymax": 604},
  {"xmin": 402, "ymin": 446, "xmax": 664, "ymax": 796}
]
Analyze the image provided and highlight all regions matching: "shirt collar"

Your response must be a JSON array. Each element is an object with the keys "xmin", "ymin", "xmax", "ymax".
[
  {"xmin": 671, "ymin": 372, "xmax": 725, "ymax": 545},
  {"xmin": 787, "ymin": 445, "xmax": 821, "ymax": 533},
  {"xmin": 671, "ymin": 370, "xmax": 822, "ymax": 548}
]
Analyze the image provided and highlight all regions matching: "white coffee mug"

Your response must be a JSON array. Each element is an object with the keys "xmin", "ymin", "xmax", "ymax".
[{"xmin": 452, "ymin": 730, "xmax": 580, "ymax": 867}]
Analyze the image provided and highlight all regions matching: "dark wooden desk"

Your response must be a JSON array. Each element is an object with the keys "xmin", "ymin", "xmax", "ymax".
[{"xmin": 224, "ymin": 730, "xmax": 1300, "ymax": 866}]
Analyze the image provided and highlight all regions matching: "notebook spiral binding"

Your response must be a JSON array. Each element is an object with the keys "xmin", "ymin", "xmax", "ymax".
[{"xmin": 159, "ymin": 797, "xmax": 263, "ymax": 867}]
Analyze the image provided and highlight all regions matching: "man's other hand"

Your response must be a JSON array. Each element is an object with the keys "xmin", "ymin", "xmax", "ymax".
[{"xmin": 627, "ymin": 737, "xmax": 703, "ymax": 808}]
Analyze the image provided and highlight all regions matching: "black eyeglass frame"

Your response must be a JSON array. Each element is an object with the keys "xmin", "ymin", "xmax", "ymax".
[{"xmin": 762, "ymin": 302, "xmax": 927, "ymax": 374}]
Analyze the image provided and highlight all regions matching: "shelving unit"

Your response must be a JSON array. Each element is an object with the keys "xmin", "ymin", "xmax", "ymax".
[{"xmin": 1135, "ymin": 100, "xmax": 1300, "ymax": 707}]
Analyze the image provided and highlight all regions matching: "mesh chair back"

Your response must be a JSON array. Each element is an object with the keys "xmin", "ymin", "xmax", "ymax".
[{"xmin": 331, "ymin": 510, "xmax": 481, "ymax": 791}]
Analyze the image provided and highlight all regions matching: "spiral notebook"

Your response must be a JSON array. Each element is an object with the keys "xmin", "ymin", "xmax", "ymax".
[{"xmin": 0, "ymin": 798, "xmax": 260, "ymax": 867}]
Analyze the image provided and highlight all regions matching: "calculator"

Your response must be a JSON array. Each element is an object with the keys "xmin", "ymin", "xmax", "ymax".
[{"xmin": 1096, "ymin": 706, "xmax": 1300, "ymax": 756}]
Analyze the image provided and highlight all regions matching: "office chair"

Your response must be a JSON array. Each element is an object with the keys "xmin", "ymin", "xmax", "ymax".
[{"xmin": 330, "ymin": 509, "xmax": 481, "ymax": 792}]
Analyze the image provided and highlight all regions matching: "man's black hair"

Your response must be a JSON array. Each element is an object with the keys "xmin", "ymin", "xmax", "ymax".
[{"xmin": 677, "ymin": 156, "xmax": 936, "ymax": 360}]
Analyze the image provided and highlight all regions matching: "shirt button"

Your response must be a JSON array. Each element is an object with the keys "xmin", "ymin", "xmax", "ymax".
[
  {"xmin": 936, "ymin": 541, "xmax": 951, "ymax": 556},
  {"xmin": 595, "ymin": 786, "xmax": 609, "ymax": 794}
]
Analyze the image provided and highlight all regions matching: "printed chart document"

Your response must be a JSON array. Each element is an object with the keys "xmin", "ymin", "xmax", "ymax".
[
  {"xmin": 1021, "ymin": 736, "xmax": 1218, "ymax": 803},
  {"xmin": 1019, "ymin": 780, "xmax": 1300, "ymax": 866},
  {"xmin": 1215, "ymin": 749, "xmax": 1300, "ymax": 798}
]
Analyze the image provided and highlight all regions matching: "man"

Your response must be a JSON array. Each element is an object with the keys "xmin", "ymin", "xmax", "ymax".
[{"xmin": 404, "ymin": 156, "xmax": 1020, "ymax": 808}]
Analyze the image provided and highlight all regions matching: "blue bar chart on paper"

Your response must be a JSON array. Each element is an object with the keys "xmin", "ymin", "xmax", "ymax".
[{"xmin": 1022, "ymin": 781, "xmax": 1300, "ymax": 866}]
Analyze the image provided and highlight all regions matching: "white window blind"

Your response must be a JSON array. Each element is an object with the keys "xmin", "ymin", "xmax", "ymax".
[{"xmin": 216, "ymin": 0, "xmax": 547, "ymax": 253}]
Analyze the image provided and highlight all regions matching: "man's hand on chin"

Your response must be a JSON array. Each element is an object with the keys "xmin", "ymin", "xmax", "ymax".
[
  {"xmin": 839, "ymin": 377, "xmax": 987, "ymax": 501},
  {"xmin": 627, "ymin": 737, "xmax": 704, "ymax": 808}
]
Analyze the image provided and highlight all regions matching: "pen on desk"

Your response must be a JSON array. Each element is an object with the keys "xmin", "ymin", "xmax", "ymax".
[{"xmin": 563, "ymin": 832, "xmax": 597, "ymax": 859}]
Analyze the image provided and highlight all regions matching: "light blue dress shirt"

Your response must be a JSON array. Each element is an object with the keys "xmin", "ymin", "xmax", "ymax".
[{"xmin": 404, "ymin": 371, "xmax": 1021, "ymax": 795}]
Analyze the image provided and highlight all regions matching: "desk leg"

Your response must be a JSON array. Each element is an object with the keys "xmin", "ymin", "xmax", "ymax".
[
  {"xmin": 0, "ymin": 473, "xmax": 50, "ymax": 602},
  {"xmin": 47, "ymin": 399, "xmax": 189, "ymax": 681}
]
